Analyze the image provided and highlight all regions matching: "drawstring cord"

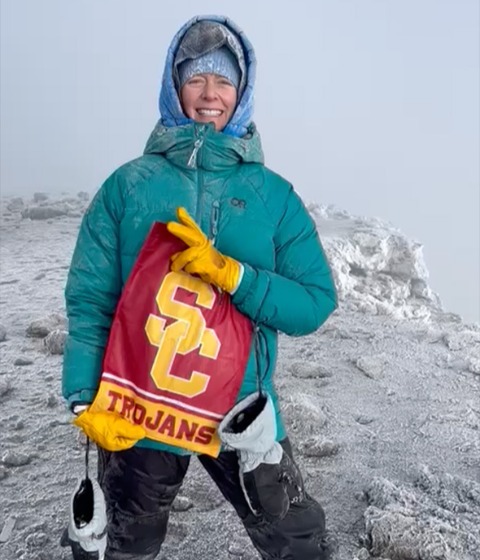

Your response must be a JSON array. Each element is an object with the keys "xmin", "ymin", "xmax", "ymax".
[
  {"xmin": 253, "ymin": 324, "xmax": 270, "ymax": 398},
  {"xmin": 84, "ymin": 437, "xmax": 91, "ymax": 481}
]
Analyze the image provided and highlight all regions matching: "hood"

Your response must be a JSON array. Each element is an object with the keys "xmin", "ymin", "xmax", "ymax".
[{"xmin": 158, "ymin": 15, "xmax": 256, "ymax": 138}]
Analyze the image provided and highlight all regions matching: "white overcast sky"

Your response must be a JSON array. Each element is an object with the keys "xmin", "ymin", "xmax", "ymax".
[{"xmin": 1, "ymin": 0, "xmax": 479, "ymax": 322}]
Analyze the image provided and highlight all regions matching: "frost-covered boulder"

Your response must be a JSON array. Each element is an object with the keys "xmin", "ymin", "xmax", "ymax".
[
  {"xmin": 364, "ymin": 467, "xmax": 480, "ymax": 560},
  {"xmin": 33, "ymin": 192, "xmax": 49, "ymax": 203},
  {"xmin": 21, "ymin": 206, "xmax": 68, "ymax": 220},
  {"xmin": 281, "ymin": 392, "xmax": 328, "ymax": 434},
  {"xmin": 26, "ymin": 313, "xmax": 66, "ymax": 338},
  {"xmin": 308, "ymin": 203, "xmax": 442, "ymax": 320},
  {"xmin": 6, "ymin": 197, "xmax": 24, "ymax": 212},
  {"xmin": 44, "ymin": 329, "xmax": 67, "ymax": 354},
  {"xmin": 0, "ymin": 378, "xmax": 12, "ymax": 398},
  {"xmin": 20, "ymin": 194, "xmax": 89, "ymax": 220},
  {"xmin": 0, "ymin": 324, "xmax": 6, "ymax": 342}
]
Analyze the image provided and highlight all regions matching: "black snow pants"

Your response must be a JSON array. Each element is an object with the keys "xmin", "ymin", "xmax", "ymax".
[{"xmin": 97, "ymin": 439, "xmax": 330, "ymax": 560}]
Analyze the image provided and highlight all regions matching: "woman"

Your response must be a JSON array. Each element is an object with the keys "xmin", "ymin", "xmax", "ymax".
[{"xmin": 63, "ymin": 15, "xmax": 337, "ymax": 560}]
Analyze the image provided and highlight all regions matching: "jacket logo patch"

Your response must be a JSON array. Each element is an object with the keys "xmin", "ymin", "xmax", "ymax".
[{"xmin": 230, "ymin": 198, "xmax": 246, "ymax": 209}]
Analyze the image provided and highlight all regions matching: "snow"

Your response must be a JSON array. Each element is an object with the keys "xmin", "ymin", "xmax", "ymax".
[{"xmin": 0, "ymin": 193, "xmax": 479, "ymax": 560}]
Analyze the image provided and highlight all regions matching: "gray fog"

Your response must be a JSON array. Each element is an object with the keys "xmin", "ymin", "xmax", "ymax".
[{"xmin": 1, "ymin": 0, "xmax": 479, "ymax": 323}]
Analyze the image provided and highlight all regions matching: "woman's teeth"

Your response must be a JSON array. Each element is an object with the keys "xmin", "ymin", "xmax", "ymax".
[{"xmin": 197, "ymin": 109, "xmax": 222, "ymax": 116}]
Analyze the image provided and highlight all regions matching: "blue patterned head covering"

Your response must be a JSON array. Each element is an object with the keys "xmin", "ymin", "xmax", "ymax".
[{"xmin": 177, "ymin": 46, "xmax": 241, "ymax": 90}]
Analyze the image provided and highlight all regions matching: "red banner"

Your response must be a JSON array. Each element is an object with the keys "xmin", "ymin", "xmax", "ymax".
[{"xmin": 90, "ymin": 223, "xmax": 253, "ymax": 456}]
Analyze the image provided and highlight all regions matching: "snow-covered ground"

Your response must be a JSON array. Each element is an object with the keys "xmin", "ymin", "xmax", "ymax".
[{"xmin": 1, "ymin": 193, "xmax": 479, "ymax": 560}]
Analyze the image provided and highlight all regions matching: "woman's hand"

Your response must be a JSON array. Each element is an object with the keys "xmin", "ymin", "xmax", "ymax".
[
  {"xmin": 167, "ymin": 207, "xmax": 242, "ymax": 293},
  {"xmin": 73, "ymin": 409, "xmax": 145, "ymax": 452}
]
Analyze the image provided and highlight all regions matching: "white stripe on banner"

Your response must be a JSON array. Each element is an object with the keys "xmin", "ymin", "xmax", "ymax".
[{"xmin": 102, "ymin": 372, "xmax": 224, "ymax": 420}]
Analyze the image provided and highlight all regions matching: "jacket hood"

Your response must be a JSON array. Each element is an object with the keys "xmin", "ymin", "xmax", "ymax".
[{"xmin": 158, "ymin": 15, "xmax": 256, "ymax": 138}]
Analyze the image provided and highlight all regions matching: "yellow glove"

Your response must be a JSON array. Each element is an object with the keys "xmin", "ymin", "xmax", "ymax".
[
  {"xmin": 167, "ymin": 207, "xmax": 241, "ymax": 293},
  {"xmin": 73, "ymin": 409, "xmax": 145, "ymax": 452}
]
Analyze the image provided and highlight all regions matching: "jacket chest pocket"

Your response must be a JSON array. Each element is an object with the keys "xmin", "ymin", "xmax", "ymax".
[{"xmin": 215, "ymin": 207, "xmax": 276, "ymax": 271}]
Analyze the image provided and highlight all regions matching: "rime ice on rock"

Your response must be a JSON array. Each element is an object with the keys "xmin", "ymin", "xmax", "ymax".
[
  {"xmin": 0, "ymin": 378, "xmax": 12, "ymax": 397},
  {"xmin": 18, "ymin": 193, "xmax": 89, "ymax": 221},
  {"xmin": 364, "ymin": 468, "xmax": 480, "ymax": 560},
  {"xmin": 1, "ymin": 450, "xmax": 32, "ymax": 467},
  {"xmin": 289, "ymin": 361, "xmax": 333, "ymax": 378},
  {"xmin": 308, "ymin": 203, "xmax": 442, "ymax": 320},
  {"xmin": 43, "ymin": 329, "xmax": 67, "ymax": 354},
  {"xmin": 5, "ymin": 197, "xmax": 24, "ymax": 212},
  {"xmin": 33, "ymin": 192, "xmax": 49, "ymax": 203},
  {"xmin": 355, "ymin": 355, "xmax": 387, "ymax": 380},
  {"xmin": 282, "ymin": 393, "xmax": 328, "ymax": 433},
  {"xmin": 26, "ymin": 313, "xmax": 66, "ymax": 338}
]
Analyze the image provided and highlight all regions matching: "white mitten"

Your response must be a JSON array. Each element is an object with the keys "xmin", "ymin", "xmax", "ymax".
[
  {"xmin": 218, "ymin": 392, "xmax": 304, "ymax": 521},
  {"xmin": 61, "ymin": 476, "xmax": 107, "ymax": 559}
]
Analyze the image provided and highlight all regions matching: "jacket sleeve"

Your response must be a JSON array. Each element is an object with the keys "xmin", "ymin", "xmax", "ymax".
[
  {"xmin": 62, "ymin": 173, "xmax": 124, "ymax": 407},
  {"xmin": 232, "ymin": 187, "xmax": 337, "ymax": 336}
]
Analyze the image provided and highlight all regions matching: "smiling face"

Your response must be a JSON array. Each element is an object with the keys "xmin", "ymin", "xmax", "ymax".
[{"xmin": 180, "ymin": 73, "xmax": 238, "ymax": 131}]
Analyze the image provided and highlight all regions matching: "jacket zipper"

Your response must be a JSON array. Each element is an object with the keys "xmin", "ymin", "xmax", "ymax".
[
  {"xmin": 191, "ymin": 125, "xmax": 206, "ymax": 224},
  {"xmin": 187, "ymin": 138, "xmax": 203, "ymax": 168}
]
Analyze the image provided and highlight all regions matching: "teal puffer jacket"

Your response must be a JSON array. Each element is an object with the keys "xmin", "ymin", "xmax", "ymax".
[{"xmin": 62, "ymin": 121, "xmax": 337, "ymax": 454}]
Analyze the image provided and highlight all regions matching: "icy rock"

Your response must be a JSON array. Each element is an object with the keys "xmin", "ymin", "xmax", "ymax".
[
  {"xmin": 468, "ymin": 358, "xmax": 480, "ymax": 375},
  {"xmin": 289, "ymin": 361, "xmax": 333, "ymax": 379},
  {"xmin": 301, "ymin": 438, "xmax": 339, "ymax": 458},
  {"xmin": 308, "ymin": 203, "xmax": 441, "ymax": 320},
  {"xmin": 0, "ymin": 378, "xmax": 12, "ymax": 397},
  {"xmin": 6, "ymin": 197, "xmax": 24, "ymax": 212},
  {"xmin": 172, "ymin": 496, "xmax": 193, "ymax": 512},
  {"xmin": 45, "ymin": 394, "xmax": 58, "ymax": 408},
  {"xmin": 355, "ymin": 548, "xmax": 371, "ymax": 560},
  {"xmin": 77, "ymin": 191, "xmax": 90, "ymax": 201},
  {"xmin": 1, "ymin": 450, "xmax": 32, "ymax": 467},
  {"xmin": 33, "ymin": 272, "xmax": 46, "ymax": 281},
  {"xmin": 21, "ymin": 206, "xmax": 67, "ymax": 220},
  {"xmin": 0, "ymin": 324, "xmax": 6, "ymax": 342},
  {"xmin": 32, "ymin": 192, "xmax": 49, "ymax": 203},
  {"xmin": 356, "ymin": 415, "xmax": 376, "ymax": 425},
  {"xmin": 166, "ymin": 519, "xmax": 188, "ymax": 541},
  {"xmin": 0, "ymin": 466, "xmax": 8, "ymax": 480},
  {"xmin": 282, "ymin": 393, "xmax": 328, "ymax": 433},
  {"xmin": 26, "ymin": 532, "xmax": 48, "ymax": 548},
  {"xmin": 26, "ymin": 313, "xmax": 66, "ymax": 338},
  {"xmin": 364, "ymin": 468, "xmax": 480, "ymax": 560},
  {"xmin": 355, "ymin": 355, "xmax": 386, "ymax": 380},
  {"xmin": 443, "ymin": 330, "xmax": 480, "ymax": 351},
  {"xmin": 18, "ymin": 552, "xmax": 51, "ymax": 560},
  {"xmin": 227, "ymin": 539, "xmax": 247, "ymax": 556},
  {"xmin": 43, "ymin": 329, "xmax": 67, "ymax": 354},
  {"xmin": 355, "ymin": 491, "xmax": 368, "ymax": 502},
  {"xmin": 14, "ymin": 357, "xmax": 33, "ymax": 366}
]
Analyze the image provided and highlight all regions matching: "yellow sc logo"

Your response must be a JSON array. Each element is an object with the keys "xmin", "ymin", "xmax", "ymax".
[{"xmin": 145, "ymin": 272, "xmax": 221, "ymax": 398}]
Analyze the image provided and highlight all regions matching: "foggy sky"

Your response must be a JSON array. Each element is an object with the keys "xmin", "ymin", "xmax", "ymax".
[{"xmin": 1, "ymin": 0, "xmax": 479, "ymax": 322}]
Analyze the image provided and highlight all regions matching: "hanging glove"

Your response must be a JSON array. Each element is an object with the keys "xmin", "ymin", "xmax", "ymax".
[
  {"xmin": 218, "ymin": 392, "xmax": 305, "ymax": 522},
  {"xmin": 73, "ymin": 409, "xmax": 145, "ymax": 452},
  {"xmin": 60, "ymin": 474, "xmax": 107, "ymax": 559},
  {"xmin": 167, "ymin": 207, "xmax": 242, "ymax": 293}
]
